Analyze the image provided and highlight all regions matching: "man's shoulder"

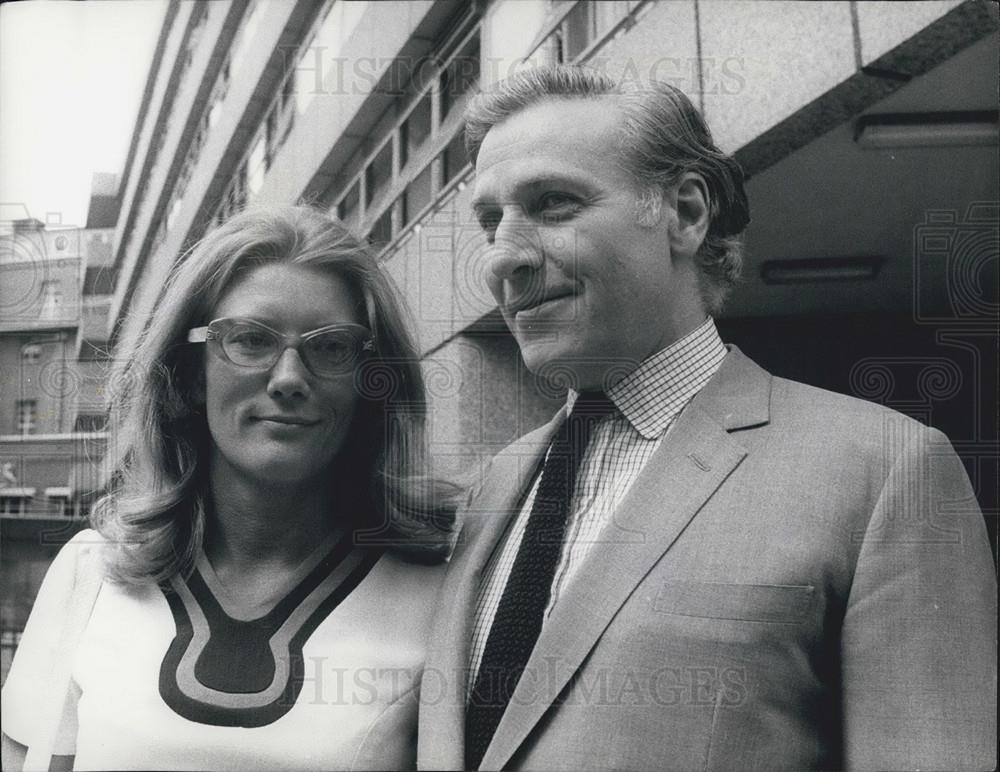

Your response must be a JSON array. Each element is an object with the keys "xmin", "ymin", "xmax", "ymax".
[
  {"xmin": 771, "ymin": 374, "xmax": 924, "ymax": 426},
  {"xmin": 765, "ymin": 372, "xmax": 947, "ymax": 464}
]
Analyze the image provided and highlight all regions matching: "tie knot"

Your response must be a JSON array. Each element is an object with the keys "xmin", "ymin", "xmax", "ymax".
[{"xmin": 571, "ymin": 390, "xmax": 615, "ymax": 419}]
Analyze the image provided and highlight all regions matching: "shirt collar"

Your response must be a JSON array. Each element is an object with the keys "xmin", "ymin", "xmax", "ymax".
[{"xmin": 569, "ymin": 318, "xmax": 728, "ymax": 440}]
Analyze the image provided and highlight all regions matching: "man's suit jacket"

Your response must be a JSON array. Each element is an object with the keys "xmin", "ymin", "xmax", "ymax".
[{"xmin": 418, "ymin": 348, "xmax": 996, "ymax": 771}]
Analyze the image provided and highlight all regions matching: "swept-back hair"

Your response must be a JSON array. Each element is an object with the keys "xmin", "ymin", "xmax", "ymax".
[
  {"xmin": 93, "ymin": 205, "xmax": 457, "ymax": 584},
  {"xmin": 464, "ymin": 65, "xmax": 750, "ymax": 314}
]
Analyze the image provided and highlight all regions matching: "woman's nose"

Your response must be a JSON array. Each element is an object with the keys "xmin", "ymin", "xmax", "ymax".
[{"xmin": 266, "ymin": 347, "xmax": 311, "ymax": 399}]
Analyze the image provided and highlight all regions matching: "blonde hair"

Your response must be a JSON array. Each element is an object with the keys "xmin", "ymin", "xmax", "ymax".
[{"xmin": 93, "ymin": 205, "xmax": 457, "ymax": 584}]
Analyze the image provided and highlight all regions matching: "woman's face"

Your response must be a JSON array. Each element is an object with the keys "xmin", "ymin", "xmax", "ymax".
[{"xmin": 202, "ymin": 262, "xmax": 364, "ymax": 487}]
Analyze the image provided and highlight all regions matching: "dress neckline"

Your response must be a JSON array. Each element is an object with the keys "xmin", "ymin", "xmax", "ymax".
[{"xmin": 195, "ymin": 529, "xmax": 343, "ymax": 622}]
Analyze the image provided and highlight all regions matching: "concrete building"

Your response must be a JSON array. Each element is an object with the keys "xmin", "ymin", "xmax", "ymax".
[
  {"xmin": 0, "ymin": 179, "xmax": 118, "ymax": 679},
  {"xmin": 3, "ymin": 0, "xmax": 997, "ymax": 673},
  {"xmin": 107, "ymin": 0, "xmax": 997, "ymax": 515}
]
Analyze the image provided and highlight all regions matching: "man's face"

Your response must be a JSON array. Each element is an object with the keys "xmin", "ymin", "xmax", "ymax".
[{"xmin": 471, "ymin": 97, "xmax": 700, "ymax": 390}]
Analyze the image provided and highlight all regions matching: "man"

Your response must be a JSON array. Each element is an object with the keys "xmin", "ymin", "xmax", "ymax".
[{"xmin": 417, "ymin": 66, "xmax": 995, "ymax": 771}]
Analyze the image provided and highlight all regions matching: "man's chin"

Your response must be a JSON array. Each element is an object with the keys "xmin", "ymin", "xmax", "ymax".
[
  {"xmin": 518, "ymin": 344, "xmax": 591, "ymax": 393},
  {"xmin": 517, "ymin": 341, "xmax": 642, "ymax": 393}
]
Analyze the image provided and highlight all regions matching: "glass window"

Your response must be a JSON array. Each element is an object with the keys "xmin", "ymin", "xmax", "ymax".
[
  {"xmin": 401, "ymin": 93, "xmax": 432, "ymax": 169},
  {"xmin": 247, "ymin": 134, "xmax": 268, "ymax": 196},
  {"xmin": 441, "ymin": 34, "xmax": 480, "ymax": 120},
  {"xmin": 369, "ymin": 207, "xmax": 393, "ymax": 247},
  {"xmin": 21, "ymin": 344, "xmax": 41, "ymax": 364},
  {"xmin": 47, "ymin": 495, "xmax": 73, "ymax": 517},
  {"xmin": 560, "ymin": 1, "xmax": 595, "ymax": 62},
  {"xmin": 74, "ymin": 414, "xmax": 106, "ymax": 432},
  {"xmin": 442, "ymin": 129, "xmax": 468, "ymax": 185},
  {"xmin": 365, "ymin": 142, "xmax": 393, "ymax": 208},
  {"xmin": 166, "ymin": 196, "xmax": 183, "ymax": 231},
  {"xmin": 16, "ymin": 399, "xmax": 37, "ymax": 434},
  {"xmin": 337, "ymin": 181, "xmax": 361, "ymax": 228},
  {"xmin": 231, "ymin": 0, "xmax": 261, "ymax": 71},
  {"xmin": 403, "ymin": 165, "xmax": 433, "ymax": 226},
  {"xmin": 0, "ymin": 496, "xmax": 28, "ymax": 515},
  {"xmin": 265, "ymin": 108, "xmax": 279, "ymax": 160}
]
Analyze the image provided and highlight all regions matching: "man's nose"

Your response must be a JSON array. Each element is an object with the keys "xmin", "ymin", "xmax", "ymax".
[
  {"xmin": 487, "ymin": 207, "xmax": 544, "ymax": 282},
  {"xmin": 267, "ymin": 347, "xmax": 311, "ymax": 399}
]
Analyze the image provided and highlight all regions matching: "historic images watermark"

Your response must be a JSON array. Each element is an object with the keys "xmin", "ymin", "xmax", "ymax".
[
  {"xmin": 285, "ymin": 659, "xmax": 749, "ymax": 710},
  {"xmin": 282, "ymin": 51, "xmax": 747, "ymax": 100}
]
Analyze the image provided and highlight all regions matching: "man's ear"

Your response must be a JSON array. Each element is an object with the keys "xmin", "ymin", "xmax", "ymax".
[{"xmin": 667, "ymin": 173, "xmax": 710, "ymax": 260}]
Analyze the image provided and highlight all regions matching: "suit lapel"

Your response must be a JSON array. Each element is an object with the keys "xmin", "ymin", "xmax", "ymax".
[
  {"xmin": 418, "ymin": 414, "xmax": 564, "ymax": 770},
  {"xmin": 479, "ymin": 348, "xmax": 771, "ymax": 770}
]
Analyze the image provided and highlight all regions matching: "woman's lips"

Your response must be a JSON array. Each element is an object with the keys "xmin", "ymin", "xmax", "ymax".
[{"xmin": 255, "ymin": 416, "xmax": 320, "ymax": 427}]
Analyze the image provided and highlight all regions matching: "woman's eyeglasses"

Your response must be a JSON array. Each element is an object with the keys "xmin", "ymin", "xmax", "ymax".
[{"xmin": 187, "ymin": 318, "xmax": 375, "ymax": 377}]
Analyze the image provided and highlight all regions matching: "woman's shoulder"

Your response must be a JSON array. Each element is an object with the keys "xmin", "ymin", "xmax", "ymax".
[
  {"xmin": 17, "ymin": 529, "xmax": 109, "ymax": 635},
  {"xmin": 47, "ymin": 529, "xmax": 109, "ymax": 586}
]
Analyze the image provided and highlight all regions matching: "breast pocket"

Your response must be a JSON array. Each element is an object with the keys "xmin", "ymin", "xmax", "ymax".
[{"xmin": 653, "ymin": 581, "xmax": 815, "ymax": 624}]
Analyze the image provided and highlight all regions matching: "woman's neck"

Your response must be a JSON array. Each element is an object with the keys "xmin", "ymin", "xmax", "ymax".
[{"xmin": 203, "ymin": 458, "xmax": 340, "ymax": 573}]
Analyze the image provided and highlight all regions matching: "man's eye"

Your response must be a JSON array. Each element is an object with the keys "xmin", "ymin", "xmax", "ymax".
[
  {"xmin": 537, "ymin": 193, "xmax": 579, "ymax": 220},
  {"xmin": 477, "ymin": 210, "xmax": 501, "ymax": 233}
]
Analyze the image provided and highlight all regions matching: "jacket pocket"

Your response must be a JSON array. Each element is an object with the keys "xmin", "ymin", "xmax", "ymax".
[{"xmin": 653, "ymin": 581, "xmax": 814, "ymax": 624}]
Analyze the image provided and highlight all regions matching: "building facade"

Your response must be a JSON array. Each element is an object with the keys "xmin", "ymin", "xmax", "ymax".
[
  {"xmin": 107, "ymin": 0, "xmax": 997, "ymax": 498},
  {"xmin": 2, "ymin": 0, "xmax": 997, "ymax": 676},
  {"xmin": 0, "ymin": 177, "xmax": 119, "ymax": 678}
]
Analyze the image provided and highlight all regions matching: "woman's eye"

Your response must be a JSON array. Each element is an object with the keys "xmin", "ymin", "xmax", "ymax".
[{"xmin": 229, "ymin": 330, "xmax": 270, "ymax": 349}]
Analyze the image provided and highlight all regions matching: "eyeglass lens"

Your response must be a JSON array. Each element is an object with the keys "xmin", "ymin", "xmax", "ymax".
[{"xmin": 219, "ymin": 322, "xmax": 363, "ymax": 375}]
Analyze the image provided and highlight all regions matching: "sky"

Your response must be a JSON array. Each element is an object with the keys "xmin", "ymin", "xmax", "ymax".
[{"xmin": 0, "ymin": 0, "xmax": 167, "ymax": 228}]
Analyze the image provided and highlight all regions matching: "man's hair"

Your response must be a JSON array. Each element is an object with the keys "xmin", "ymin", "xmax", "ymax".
[
  {"xmin": 93, "ymin": 205, "xmax": 458, "ymax": 584},
  {"xmin": 464, "ymin": 65, "xmax": 750, "ymax": 314}
]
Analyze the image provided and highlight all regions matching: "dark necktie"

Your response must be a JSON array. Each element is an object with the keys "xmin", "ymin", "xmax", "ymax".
[{"xmin": 465, "ymin": 390, "xmax": 615, "ymax": 770}]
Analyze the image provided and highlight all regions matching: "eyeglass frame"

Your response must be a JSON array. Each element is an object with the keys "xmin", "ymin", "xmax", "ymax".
[{"xmin": 187, "ymin": 317, "xmax": 376, "ymax": 377}]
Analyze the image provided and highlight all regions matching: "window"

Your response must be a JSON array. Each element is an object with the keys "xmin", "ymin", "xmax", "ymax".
[
  {"xmin": 183, "ymin": 3, "xmax": 208, "ymax": 71},
  {"xmin": 0, "ymin": 496, "xmax": 28, "ymax": 515},
  {"xmin": 441, "ymin": 34, "xmax": 480, "ymax": 121},
  {"xmin": 337, "ymin": 181, "xmax": 361, "ymax": 228},
  {"xmin": 21, "ymin": 344, "xmax": 41, "ymax": 364},
  {"xmin": 207, "ymin": 60, "xmax": 231, "ymax": 129},
  {"xmin": 369, "ymin": 208, "xmax": 393, "ymax": 246},
  {"xmin": 247, "ymin": 134, "xmax": 268, "ymax": 197},
  {"xmin": 74, "ymin": 414, "xmax": 106, "ymax": 432},
  {"xmin": 277, "ymin": 68, "xmax": 297, "ymax": 140},
  {"xmin": 442, "ymin": 129, "xmax": 469, "ymax": 185},
  {"xmin": 265, "ymin": 109, "xmax": 280, "ymax": 163},
  {"xmin": 365, "ymin": 142, "xmax": 393, "ymax": 209},
  {"xmin": 221, "ymin": 165, "xmax": 248, "ymax": 220},
  {"xmin": 39, "ymin": 280, "xmax": 63, "ymax": 319},
  {"xmin": 16, "ymin": 400, "xmax": 37, "ymax": 434},
  {"xmin": 166, "ymin": 196, "xmax": 183, "ymax": 232},
  {"xmin": 401, "ymin": 93, "xmax": 432, "ymax": 169},
  {"xmin": 47, "ymin": 495, "xmax": 73, "ymax": 517},
  {"xmin": 402, "ymin": 165, "xmax": 433, "ymax": 227},
  {"xmin": 553, "ymin": 1, "xmax": 638, "ymax": 64},
  {"xmin": 231, "ymin": 0, "xmax": 261, "ymax": 72}
]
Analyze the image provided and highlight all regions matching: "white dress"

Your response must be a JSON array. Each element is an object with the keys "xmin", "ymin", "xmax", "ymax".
[{"xmin": 2, "ymin": 529, "xmax": 446, "ymax": 771}]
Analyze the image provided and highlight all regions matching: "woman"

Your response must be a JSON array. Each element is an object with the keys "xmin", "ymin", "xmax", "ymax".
[{"xmin": 2, "ymin": 206, "xmax": 458, "ymax": 770}]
